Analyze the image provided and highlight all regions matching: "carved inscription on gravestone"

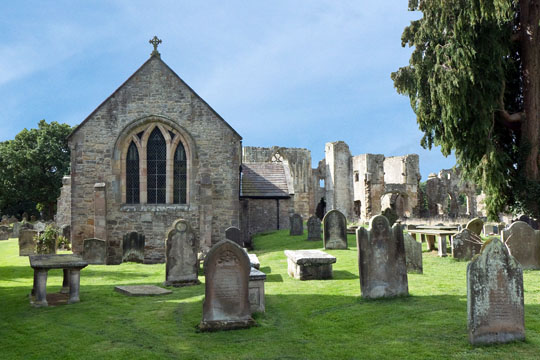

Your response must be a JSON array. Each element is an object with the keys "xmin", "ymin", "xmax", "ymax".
[
  {"xmin": 356, "ymin": 215, "xmax": 408, "ymax": 298},
  {"xmin": 165, "ymin": 219, "xmax": 199, "ymax": 286},
  {"xmin": 502, "ymin": 221, "xmax": 540, "ymax": 270},
  {"xmin": 289, "ymin": 214, "xmax": 303, "ymax": 236},
  {"xmin": 323, "ymin": 210, "xmax": 347, "ymax": 249},
  {"xmin": 200, "ymin": 240, "xmax": 254, "ymax": 331},
  {"xmin": 307, "ymin": 216, "xmax": 322, "ymax": 241},
  {"xmin": 467, "ymin": 239, "xmax": 524, "ymax": 345}
]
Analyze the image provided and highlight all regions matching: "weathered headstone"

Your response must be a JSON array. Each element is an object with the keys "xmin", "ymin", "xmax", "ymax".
[
  {"xmin": 517, "ymin": 214, "xmax": 539, "ymax": 230},
  {"xmin": 19, "ymin": 229, "xmax": 37, "ymax": 256},
  {"xmin": 289, "ymin": 214, "xmax": 303, "ymax": 236},
  {"xmin": 323, "ymin": 210, "xmax": 348, "ymax": 249},
  {"xmin": 502, "ymin": 221, "xmax": 540, "ymax": 270},
  {"xmin": 199, "ymin": 239, "xmax": 255, "ymax": 331},
  {"xmin": 0, "ymin": 225, "xmax": 10, "ymax": 240},
  {"xmin": 12, "ymin": 222, "xmax": 21, "ymax": 238},
  {"xmin": 225, "ymin": 226, "xmax": 243, "ymax": 246},
  {"xmin": 307, "ymin": 216, "xmax": 322, "ymax": 241},
  {"xmin": 33, "ymin": 221, "xmax": 47, "ymax": 233},
  {"xmin": 452, "ymin": 229, "xmax": 482, "ymax": 260},
  {"xmin": 122, "ymin": 231, "xmax": 145, "ymax": 263},
  {"xmin": 60, "ymin": 224, "xmax": 71, "ymax": 241},
  {"xmin": 165, "ymin": 219, "xmax": 199, "ymax": 286},
  {"xmin": 356, "ymin": 215, "xmax": 408, "ymax": 299},
  {"xmin": 403, "ymin": 233, "xmax": 423, "ymax": 274},
  {"xmin": 0, "ymin": 215, "xmax": 8, "ymax": 225},
  {"xmin": 467, "ymin": 239, "xmax": 525, "ymax": 345},
  {"xmin": 466, "ymin": 218, "xmax": 484, "ymax": 236},
  {"xmin": 82, "ymin": 238, "xmax": 106, "ymax": 264}
]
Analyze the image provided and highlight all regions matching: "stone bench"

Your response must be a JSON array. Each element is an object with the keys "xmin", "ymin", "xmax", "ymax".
[
  {"xmin": 284, "ymin": 249, "xmax": 337, "ymax": 280},
  {"xmin": 249, "ymin": 267, "xmax": 266, "ymax": 313}
]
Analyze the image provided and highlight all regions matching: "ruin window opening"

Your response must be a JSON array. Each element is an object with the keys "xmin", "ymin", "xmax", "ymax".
[{"xmin": 126, "ymin": 141, "xmax": 140, "ymax": 204}]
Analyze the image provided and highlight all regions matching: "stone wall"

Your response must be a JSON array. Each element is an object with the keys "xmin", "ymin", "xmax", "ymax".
[
  {"xmin": 242, "ymin": 146, "xmax": 314, "ymax": 218},
  {"xmin": 424, "ymin": 169, "xmax": 476, "ymax": 218},
  {"xmin": 68, "ymin": 55, "xmax": 242, "ymax": 264},
  {"xmin": 352, "ymin": 154, "xmax": 384, "ymax": 222},
  {"xmin": 240, "ymin": 198, "xmax": 292, "ymax": 237}
]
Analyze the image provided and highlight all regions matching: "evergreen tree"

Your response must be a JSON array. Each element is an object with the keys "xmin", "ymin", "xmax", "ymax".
[{"xmin": 392, "ymin": 0, "xmax": 539, "ymax": 220}]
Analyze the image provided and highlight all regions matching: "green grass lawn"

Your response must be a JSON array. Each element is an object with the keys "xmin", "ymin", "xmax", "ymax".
[{"xmin": 1, "ymin": 230, "xmax": 540, "ymax": 359}]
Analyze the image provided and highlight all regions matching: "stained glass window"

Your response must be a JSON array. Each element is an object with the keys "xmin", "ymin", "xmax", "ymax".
[
  {"xmin": 174, "ymin": 142, "xmax": 187, "ymax": 204},
  {"xmin": 126, "ymin": 141, "xmax": 140, "ymax": 204},
  {"xmin": 147, "ymin": 128, "xmax": 167, "ymax": 204}
]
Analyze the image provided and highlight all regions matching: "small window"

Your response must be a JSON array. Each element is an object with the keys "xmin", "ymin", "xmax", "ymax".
[
  {"xmin": 126, "ymin": 142, "xmax": 140, "ymax": 204},
  {"xmin": 173, "ymin": 143, "xmax": 187, "ymax": 204}
]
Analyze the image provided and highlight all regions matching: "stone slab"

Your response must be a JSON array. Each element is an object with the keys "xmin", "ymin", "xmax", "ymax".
[
  {"xmin": 29, "ymin": 254, "xmax": 88, "ymax": 269},
  {"xmin": 114, "ymin": 285, "xmax": 172, "ymax": 296},
  {"xmin": 284, "ymin": 250, "xmax": 337, "ymax": 265},
  {"xmin": 248, "ymin": 253, "xmax": 260, "ymax": 269},
  {"xmin": 284, "ymin": 249, "xmax": 336, "ymax": 280}
]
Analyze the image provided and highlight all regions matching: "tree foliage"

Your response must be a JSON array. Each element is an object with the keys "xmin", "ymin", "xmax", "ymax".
[
  {"xmin": 392, "ymin": 0, "xmax": 540, "ymax": 220},
  {"xmin": 0, "ymin": 120, "xmax": 72, "ymax": 219}
]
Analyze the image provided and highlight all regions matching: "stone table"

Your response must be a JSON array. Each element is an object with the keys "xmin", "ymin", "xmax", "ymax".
[
  {"xmin": 29, "ymin": 254, "xmax": 88, "ymax": 307},
  {"xmin": 284, "ymin": 249, "xmax": 337, "ymax": 280}
]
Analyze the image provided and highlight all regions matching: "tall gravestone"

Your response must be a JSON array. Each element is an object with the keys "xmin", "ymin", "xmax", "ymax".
[
  {"xmin": 466, "ymin": 218, "xmax": 484, "ymax": 236},
  {"xmin": 225, "ymin": 226, "xmax": 243, "ymax": 247},
  {"xmin": 403, "ymin": 233, "xmax": 423, "ymax": 274},
  {"xmin": 323, "ymin": 210, "xmax": 348, "ymax": 249},
  {"xmin": 122, "ymin": 231, "xmax": 145, "ymax": 263},
  {"xmin": 19, "ymin": 229, "xmax": 37, "ymax": 256},
  {"xmin": 199, "ymin": 240, "xmax": 255, "ymax": 331},
  {"xmin": 467, "ymin": 239, "xmax": 524, "ymax": 345},
  {"xmin": 452, "ymin": 229, "xmax": 482, "ymax": 260},
  {"xmin": 12, "ymin": 222, "xmax": 21, "ymax": 238},
  {"xmin": 356, "ymin": 215, "xmax": 408, "ymax": 299},
  {"xmin": 502, "ymin": 221, "xmax": 540, "ymax": 270},
  {"xmin": 165, "ymin": 219, "xmax": 199, "ymax": 286},
  {"xmin": 83, "ymin": 238, "xmax": 106, "ymax": 264},
  {"xmin": 307, "ymin": 216, "xmax": 322, "ymax": 241},
  {"xmin": 289, "ymin": 214, "xmax": 303, "ymax": 236}
]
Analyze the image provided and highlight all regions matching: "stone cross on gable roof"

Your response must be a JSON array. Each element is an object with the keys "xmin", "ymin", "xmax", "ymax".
[{"xmin": 149, "ymin": 36, "xmax": 162, "ymax": 57}]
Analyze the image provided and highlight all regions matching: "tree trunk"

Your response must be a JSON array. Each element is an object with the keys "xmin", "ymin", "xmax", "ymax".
[{"xmin": 520, "ymin": 0, "xmax": 540, "ymax": 215}]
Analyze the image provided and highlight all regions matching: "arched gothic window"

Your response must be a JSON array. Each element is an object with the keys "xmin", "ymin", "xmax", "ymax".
[
  {"xmin": 147, "ymin": 128, "xmax": 167, "ymax": 204},
  {"xmin": 126, "ymin": 142, "xmax": 140, "ymax": 204},
  {"xmin": 173, "ymin": 143, "xmax": 187, "ymax": 204}
]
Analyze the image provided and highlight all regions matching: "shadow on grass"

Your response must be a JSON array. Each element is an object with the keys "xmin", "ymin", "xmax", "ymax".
[{"xmin": 332, "ymin": 270, "xmax": 357, "ymax": 280}]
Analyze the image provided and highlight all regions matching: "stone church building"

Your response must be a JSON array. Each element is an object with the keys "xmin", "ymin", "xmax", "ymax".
[{"xmin": 66, "ymin": 44, "xmax": 243, "ymax": 264}]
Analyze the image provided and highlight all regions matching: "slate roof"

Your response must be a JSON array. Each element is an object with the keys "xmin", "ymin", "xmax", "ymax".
[{"xmin": 241, "ymin": 162, "xmax": 291, "ymax": 198}]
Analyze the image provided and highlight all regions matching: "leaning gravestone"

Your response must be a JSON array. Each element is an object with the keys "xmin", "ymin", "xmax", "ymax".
[
  {"xmin": 502, "ymin": 221, "xmax": 540, "ymax": 270},
  {"xmin": 165, "ymin": 219, "xmax": 199, "ymax": 287},
  {"xmin": 122, "ymin": 231, "xmax": 145, "ymax": 263},
  {"xmin": 466, "ymin": 218, "xmax": 484, "ymax": 236},
  {"xmin": 82, "ymin": 238, "xmax": 106, "ymax": 264},
  {"xmin": 467, "ymin": 238, "xmax": 524, "ymax": 345},
  {"xmin": 323, "ymin": 210, "xmax": 348, "ymax": 249},
  {"xmin": 307, "ymin": 216, "xmax": 322, "ymax": 241},
  {"xmin": 289, "ymin": 213, "xmax": 303, "ymax": 236},
  {"xmin": 452, "ymin": 229, "xmax": 482, "ymax": 260},
  {"xmin": 225, "ymin": 226, "xmax": 243, "ymax": 247},
  {"xmin": 19, "ymin": 229, "xmax": 38, "ymax": 256},
  {"xmin": 356, "ymin": 215, "xmax": 408, "ymax": 298},
  {"xmin": 199, "ymin": 239, "xmax": 255, "ymax": 331},
  {"xmin": 403, "ymin": 233, "xmax": 422, "ymax": 274}
]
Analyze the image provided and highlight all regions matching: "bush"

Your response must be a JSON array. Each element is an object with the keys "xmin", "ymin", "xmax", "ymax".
[{"xmin": 35, "ymin": 224, "xmax": 58, "ymax": 254}]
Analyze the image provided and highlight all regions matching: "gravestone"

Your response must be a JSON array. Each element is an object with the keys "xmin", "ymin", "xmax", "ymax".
[
  {"xmin": 60, "ymin": 225, "xmax": 71, "ymax": 241},
  {"xmin": 33, "ymin": 221, "xmax": 46, "ymax": 233},
  {"xmin": 165, "ymin": 219, "xmax": 199, "ymax": 286},
  {"xmin": 307, "ymin": 216, "xmax": 322, "ymax": 241},
  {"xmin": 82, "ymin": 238, "xmax": 106, "ymax": 264},
  {"xmin": 467, "ymin": 239, "xmax": 524, "ymax": 345},
  {"xmin": 452, "ymin": 229, "xmax": 482, "ymax": 260},
  {"xmin": 225, "ymin": 226, "xmax": 243, "ymax": 247},
  {"xmin": 502, "ymin": 221, "xmax": 540, "ymax": 270},
  {"xmin": 289, "ymin": 214, "xmax": 303, "ymax": 236},
  {"xmin": 12, "ymin": 222, "xmax": 21, "ymax": 238},
  {"xmin": 466, "ymin": 218, "xmax": 484, "ymax": 236},
  {"xmin": 199, "ymin": 239, "xmax": 255, "ymax": 331},
  {"xmin": 0, "ymin": 215, "xmax": 8, "ymax": 225},
  {"xmin": 0, "ymin": 225, "xmax": 10, "ymax": 240},
  {"xmin": 19, "ymin": 229, "xmax": 38, "ymax": 256},
  {"xmin": 122, "ymin": 231, "xmax": 145, "ymax": 263},
  {"xmin": 403, "ymin": 233, "xmax": 423, "ymax": 274},
  {"xmin": 517, "ymin": 214, "xmax": 539, "ymax": 230},
  {"xmin": 356, "ymin": 215, "xmax": 408, "ymax": 299},
  {"xmin": 8, "ymin": 216, "xmax": 17, "ymax": 224},
  {"xmin": 323, "ymin": 210, "xmax": 348, "ymax": 249}
]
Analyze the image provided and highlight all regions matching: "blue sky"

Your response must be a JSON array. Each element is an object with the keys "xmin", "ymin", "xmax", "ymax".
[{"xmin": 0, "ymin": 0, "xmax": 456, "ymax": 180}]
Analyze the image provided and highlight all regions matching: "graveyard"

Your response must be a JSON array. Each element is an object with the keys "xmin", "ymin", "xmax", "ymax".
[{"xmin": 2, "ymin": 227, "xmax": 540, "ymax": 359}]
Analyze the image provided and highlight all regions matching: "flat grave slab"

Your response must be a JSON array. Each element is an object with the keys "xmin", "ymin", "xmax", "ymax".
[
  {"xmin": 248, "ymin": 253, "xmax": 260, "ymax": 269},
  {"xmin": 284, "ymin": 249, "xmax": 336, "ymax": 280},
  {"xmin": 114, "ymin": 285, "xmax": 172, "ymax": 296}
]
